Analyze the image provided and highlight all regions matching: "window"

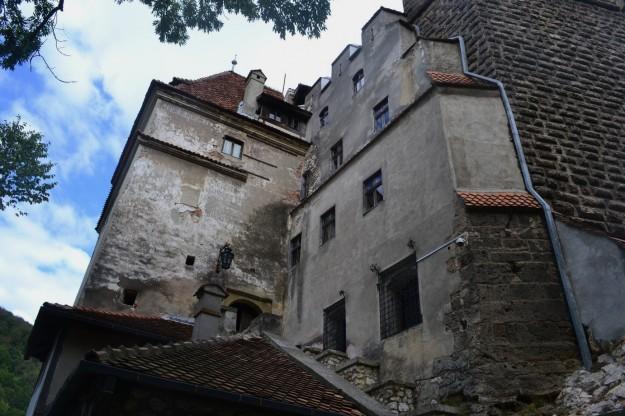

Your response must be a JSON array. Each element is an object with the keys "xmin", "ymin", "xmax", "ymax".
[
  {"xmin": 320, "ymin": 207, "xmax": 336, "ymax": 244},
  {"xmin": 231, "ymin": 301, "xmax": 261, "ymax": 332},
  {"xmin": 379, "ymin": 254, "xmax": 422, "ymax": 339},
  {"xmin": 268, "ymin": 111, "xmax": 282, "ymax": 123},
  {"xmin": 288, "ymin": 116, "xmax": 300, "ymax": 132},
  {"xmin": 290, "ymin": 234, "xmax": 302, "ymax": 268},
  {"xmin": 363, "ymin": 170, "xmax": 384, "ymax": 212},
  {"xmin": 353, "ymin": 70, "xmax": 365, "ymax": 94},
  {"xmin": 319, "ymin": 107, "xmax": 329, "ymax": 127},
  {"xmin": 300, "ymin": 170, "xmax": 311, "ymax": 200},
  {"xmin": 373, "ymin": 97, "xmax": 390, "ymax": 131},
  {"xmin": 185, "ymin": 255, "xmax": 196, "ymax": 266},
  {"xmin": 122, "ymin": 289, "xmax": 138, "ymax": 306},
  {"xmin": 222, "ymin": 137, "xmax": 243, "ymax": 159},
  {"xmin": 323, "ymin": 298, "xmax": 346, "ymax": 352},
  {"xmin": 331, "ymin": 140, "xmax": 343, "ymax": 170}
]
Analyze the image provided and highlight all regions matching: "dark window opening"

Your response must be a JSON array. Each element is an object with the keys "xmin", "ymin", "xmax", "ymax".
[
  {"xmin": 301, "ymin": 170, "xmax": 311, "ymax": 200},
  {"xmin": 232, "ymin": 301, "xmax": 261, "ymax": 332},
  {"xmin": 290, "ymin": 234, "xmax": 302, "ymax": 268},
  {"xmin": 323, "ymin": 299, "xmax": 346, "ymax": 352},
  {"xmin": 268, "ymin": 111, "xmax": 283, "ymax": 123},
  {"xmin": 321, "ymin": 207, "xmax": 336, "ymax": 244},
  {"xmin": 222, "ymin": 137, "xmax": 243, "ymax": 159},
  {"xmin": 353, "ymin": 70, "xmax": 365, "ymax": 94},
  {"xmin": 379, "ymin": 254, "xmax": 422, "ymax": 339},
  {"xmin": 122, "ymin": 289, "xmax": 138, "ymax": 306},
  {"xmin": 363, "ymin": 170, "xmax": 384, "ymax": 212},
  {"xmin": 185, "ymin": 255, "xmax": 196, "ymax": 266},
  {"xmin": 319, "ymin": 107, "xmax": 329, "ymax": 127},
  {"xmin": 288, "ymin": 117, "xmax": 300, "ymax": 132},
  {"xmin": 373, "ymin": 97, "xmax": 390, "ymax": 131},
  {"xmin": 331, "ymin": 140, "xmax": 343, "ymax": 171}
]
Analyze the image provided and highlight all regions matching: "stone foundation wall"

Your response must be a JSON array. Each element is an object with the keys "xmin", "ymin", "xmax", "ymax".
[{"xmin": 421, "ymin": 207, "xmax": 580, "ymax": 413}]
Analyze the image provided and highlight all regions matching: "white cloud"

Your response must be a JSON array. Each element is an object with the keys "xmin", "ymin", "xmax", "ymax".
[{"xmin": 0, "ymin": 204, "xmax": 96, "ymax": 323}]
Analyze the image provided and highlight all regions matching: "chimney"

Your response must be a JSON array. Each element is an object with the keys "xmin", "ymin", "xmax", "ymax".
[
  {"xmin": 240, "ymin": 69, "xmax": 267, "ymax": 117},
  {"xmin": 192, "ymin": 284, "xmax": 228, "ymax": 341}
]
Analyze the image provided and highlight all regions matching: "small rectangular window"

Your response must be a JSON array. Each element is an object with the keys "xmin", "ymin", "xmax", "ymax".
[
  {"xmin": 122, "ymin": 289, "xmax": 138, "ymax": 306},
  {"xmin": 353, "ymin": 70, "xmax": 365, "ymax": 94},
  {"xmin": 323, "ymin": 298, "xmax": 346, "ymax": 352},
  {"xmin": 379, "ymin": 254, "xmax": 421, "ymax": 339},
  {"xmin": 363, "ymin": 170, "xmax": 384, "ymax": 212},
  {"xmin": 373, "ymin": 97, "xmax": 390, "ymax": 131},
  {"xmin": 319, "ymin": 107, "xmax": 329, "ymax": 127},
  {"xmin": 320, "ymin": 206, "xmax": 336, "ymax": 244},
  {"xmin": 300, "ymin": 171, "xmax": 311, "ymax": 200},
  {"xmin": 331, "ymin": 140, "xmax": 343, "ymax": 171},
  {"xmin": 290, "ymin": 234, "xmax": 301, "ymax": 268},
  {"xmin": 222, "ymin": 137, "xmax": 243, "ymax": 159}
]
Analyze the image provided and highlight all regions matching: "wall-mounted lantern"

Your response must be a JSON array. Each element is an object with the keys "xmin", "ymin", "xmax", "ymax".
[{"xmin": 216, "ymin": 243, "xmax": 234, "ymax": 273}]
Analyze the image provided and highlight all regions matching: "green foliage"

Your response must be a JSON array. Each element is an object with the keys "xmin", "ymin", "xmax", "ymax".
[
  {"xmin": 0, "ymin": 307, "xmax": 40, "ymax": 416},
  {"xmin": 0, "ymin": 0, "xmax": 331, "ymax": 70},
  {"xmin": 0, "ymin": 117, "xmax": 55, "ymax": 215}
]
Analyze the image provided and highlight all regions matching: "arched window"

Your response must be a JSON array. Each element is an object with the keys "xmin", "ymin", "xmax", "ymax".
[{"xmin": 230, "ymin": 301, "xmax": 262, "ymax": 332}]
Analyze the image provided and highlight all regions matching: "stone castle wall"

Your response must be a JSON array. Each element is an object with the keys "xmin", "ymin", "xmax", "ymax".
[{"xmin": 409, "ymin": 0, "xmax": 625, "ymax": 238}]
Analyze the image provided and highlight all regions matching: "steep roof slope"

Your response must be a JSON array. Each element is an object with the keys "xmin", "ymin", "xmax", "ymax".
[{"xmin": 170, "ymin": 71, "xmax": 284, "ymax": 112}]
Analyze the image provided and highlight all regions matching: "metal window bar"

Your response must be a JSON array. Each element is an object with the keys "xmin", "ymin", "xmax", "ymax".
[
  {"xmin": 379, "ymin": 255, "xmax": 421, "ymax": 339},
  {"xmin": 323, "ymin": 298, "xmax": 346, "ymax": 352}
]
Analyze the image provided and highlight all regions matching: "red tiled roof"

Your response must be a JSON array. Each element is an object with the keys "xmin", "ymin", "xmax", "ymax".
[
  {"xmin": 89, "ymin": 336, "xmax": 364, "ymax": 416},
  {"xmin": 458, "ymin": 191, "xmax": 541, "ymax": 209},
  {"xmin": 427, "ymin": 71, "xmax": 492, "ymax": 88},
  {"xmin": 44, "ymin": 303, "xmax": 193, "ymax": 341},
  {"xmin": 171, "ymin": 71, "xmax": 284, "ymax": 112}
]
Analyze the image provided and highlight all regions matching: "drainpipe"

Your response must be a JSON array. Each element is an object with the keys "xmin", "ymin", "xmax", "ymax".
[{"xmin": 451, "ymin": 35, "xmax": 592, "ymax": 370}]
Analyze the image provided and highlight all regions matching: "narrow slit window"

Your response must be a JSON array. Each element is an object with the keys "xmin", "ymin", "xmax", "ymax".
[
  {"xmin": 373, "ymin": 97, "xmax": 390, "ymax": 131},
  {"xmin": 301, "ymin": 170, "xmax": 311, "ymax": 200},
  {"xmin": 323, "ymin": 298, "xmax": 346, "ymax": 352},
  {"xmin": 363, "ymin": 170, "xmax": 384, "ymax": 212},
  {"xmin": 331, "ymin": 140, "xmax": 343, "ymax": 171},
  {"xmin": 379, "ymin": 254, "xmax": 422, "ymax": 339},
  {"xmin": 290, "ymin": 234, "xmax": 302, "ymax": 268},
  {"xmin": 222, "ymin": 137, "xmax": 243, "ymax": 159},
  {"xmin": 320, "ymin": 206, "xmax": 336, "ymax": 244},
  {"xmin": 185, "ymin": 255, "xmax": 196, "ymax": 266},
  {"xmin": 353, "ymin": 70, "xmax": 365, "ymax": 94}
]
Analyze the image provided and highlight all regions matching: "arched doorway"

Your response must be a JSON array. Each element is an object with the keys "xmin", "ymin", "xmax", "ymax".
[{"xmin": 230, "ymin": 301, "xmax": 262, "ymax": 332}]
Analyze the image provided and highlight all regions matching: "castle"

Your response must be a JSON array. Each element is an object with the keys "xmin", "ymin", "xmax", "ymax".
[{"xmin": 24, "ymin": 1, "xmax": 625, "ymax": 415}]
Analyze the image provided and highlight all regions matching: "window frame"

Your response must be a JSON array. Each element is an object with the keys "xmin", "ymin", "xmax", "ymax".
[
  {"xmin": 319, "ymin": 106, "xmax": 329, "ymax": 127},
  {"xmin": 323, "ymin": 298, "xmax": 346, "ymax": 352},
  {"xmin": 373, "ymin": 97, "xmax": 390, "ymax": 132},
  {"xmin": 320, "ymin": 206, "xmax": 336, "ymax": 245},
  {"xmin": 378, "ymin": 254, "xmax": 422, "ymax": 339},
  {"xmin": 290, "ymin": 234, "xmax": 302, "ymax": 268},
  {"xmin": 331, "ymin": 140, "xmax": 343, "ymax": 171},
  {"xmin": 363, "ymin": 170, "xmax": 384, "ymax": 213},
  {"xmin": 300, "ymin": 170, "xmax": 311, "ymax": 200},
  {"xmin": 352, "ymin": 69, "xmax": 365, "ymax": 94},
  {"xmin": 222, "ymin": 136, "xmax": 244, "ymax": 159}
]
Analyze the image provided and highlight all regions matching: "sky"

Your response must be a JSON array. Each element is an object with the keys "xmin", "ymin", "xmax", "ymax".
[{"xmin": 0, "ymin": 0, "xmax": 404, "ymax": 323}]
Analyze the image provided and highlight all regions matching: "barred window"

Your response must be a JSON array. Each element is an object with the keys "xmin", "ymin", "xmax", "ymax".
[
  {"xmin": 379, "ymin": 254, "xmax": 421, "ymax": 339},
  {"xmin": 290, "ymin": 234, "xmax": 301, "ymax": 268},
  {"xmin": 363, "ymin": 170, "xmax": 384, "ymax": 212},
  {"xmin": 373, "ymin": 97, "xmax": 390, "ymax": 132},
  {"xmin": 320, "ymin": 207, "xmax": 336, "ymax": 244},
  {"xmin": 331, "ymin": 140, "xmax": 343, "ymax": 171},
  {"xmin": 323, "ymin": 299, "xmax": 346, "ymax": 352}
]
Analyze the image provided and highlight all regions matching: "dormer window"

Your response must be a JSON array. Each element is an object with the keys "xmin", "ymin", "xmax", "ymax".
[
  {"xmin": 319, "ymin": 107, "xmax": 329, "ymax": 127},
  {"xmin": 268, "ymin": 111, "xmax": 282, "ymax": 123},
  {"xmin": 353, "ymin": 70, "xmax": 365, "ymax": 94},
  {"xmin": 222, "ymin": 137, "xmax": 243, "ymax": 159}
]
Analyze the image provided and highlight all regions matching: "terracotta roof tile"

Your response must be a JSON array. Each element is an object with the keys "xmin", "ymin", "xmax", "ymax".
[
  {"xmin": 458, "ymin": 191, "xmax": 541, "ymax": 209},
  {"xmin": 171, "ymin": 71, "xmax": 284, "ymax": 112},
  {"xmin": 45, "ymin": 303, "xmax": 192, "ymax": 341},
  {"xmin": 90, "ymin": 336, "xmax": 364, "ymax": 416},
  {"xmin": 427, "ymin": 71, "xmax": 492, "ymax": 88}
]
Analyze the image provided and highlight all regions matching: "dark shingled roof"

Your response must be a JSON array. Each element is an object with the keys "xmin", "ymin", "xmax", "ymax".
[
  {"xmin": 458, "ymin": 191, "xmax": 541, "ymax": 209},
  {"xmin": 88, "ymin": 336, "xmax": 365, "ymax": 416},
  {"xmin": 170, "ymin": 71, "xmax": 284, "ymax": 113}
]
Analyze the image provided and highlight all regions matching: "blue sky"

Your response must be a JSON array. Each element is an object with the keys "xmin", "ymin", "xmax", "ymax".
[{"xmin": 0, "ymin": 0, "xmax": 403, "ymax": 322}]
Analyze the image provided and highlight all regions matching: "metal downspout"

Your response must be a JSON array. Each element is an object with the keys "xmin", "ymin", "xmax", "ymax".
[{"xmin": 453, "ymin": 35, "xmax": 592, "ymax": 370}]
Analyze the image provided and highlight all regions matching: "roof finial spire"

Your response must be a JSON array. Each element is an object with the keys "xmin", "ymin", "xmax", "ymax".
[{"xmin": 231, "ymin": 54, "xmax": 238, "ymax": 72}]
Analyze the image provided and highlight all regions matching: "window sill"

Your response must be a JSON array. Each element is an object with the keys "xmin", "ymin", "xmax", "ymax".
[{"xmin": 363, "ymin": 200, "xmax": 384, "ymax": 217}]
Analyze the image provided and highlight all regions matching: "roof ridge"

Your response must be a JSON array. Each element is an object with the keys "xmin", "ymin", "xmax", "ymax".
[{"xmin": 44, "ymin": 302, "xmax": 193, "ymax": 324}]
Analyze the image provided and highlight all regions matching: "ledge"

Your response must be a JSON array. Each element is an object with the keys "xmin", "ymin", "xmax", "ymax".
[{"xmin": 335, "ymin": 358, "xmax": 380, "ymax": 373}]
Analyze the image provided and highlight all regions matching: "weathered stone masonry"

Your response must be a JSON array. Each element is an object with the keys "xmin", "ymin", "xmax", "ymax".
[{"xmin": 409, "ymin": 0, "xmax": 625, "ymax": 238}]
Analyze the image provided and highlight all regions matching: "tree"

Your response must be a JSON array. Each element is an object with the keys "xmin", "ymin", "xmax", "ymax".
[
  {"xmin": 0, "ymin": 117, "xmax": 55, "ymax": 215},
  {"xmin": 0, "ymin": 0, "xmax": 332, "ymax": 71}
]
